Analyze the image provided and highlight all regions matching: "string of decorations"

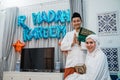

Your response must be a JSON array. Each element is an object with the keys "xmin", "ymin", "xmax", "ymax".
[{"xmin": 17, "ymin": 9, "xmax": 70, "ymax": 42}]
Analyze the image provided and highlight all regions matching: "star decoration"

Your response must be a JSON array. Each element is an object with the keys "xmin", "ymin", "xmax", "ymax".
[{"xmin": 13, "ymin": 40, "xmax": 25, "ymax": 53}]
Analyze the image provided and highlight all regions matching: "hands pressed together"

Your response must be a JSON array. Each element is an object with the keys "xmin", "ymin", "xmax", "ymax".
[{"xmin": 71, "ymin": 33, "xmax": 80, "ymax": 47}]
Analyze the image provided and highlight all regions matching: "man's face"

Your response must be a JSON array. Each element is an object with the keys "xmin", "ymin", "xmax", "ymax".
[{"xmin": 72, "ymin": 17, "xmax": 82, "ymax": 29}]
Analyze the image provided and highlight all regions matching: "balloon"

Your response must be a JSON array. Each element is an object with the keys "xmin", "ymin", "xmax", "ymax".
[
  {"xmin": 60, "ymin": 11, "xmax": 65, "ymax": 23},
  {"xmin": 55, "ymin": 10, "xmax": 62, "ymax": 23},
  {"xmin": 17, "ymin": 15, "xmax": 26, "ymax": 26},
  {"xmin": 31, "ymin": 28, "xmax": 39, "ymax": 40},
  {"xmin": 21, "ymin": 24, "xmax": 30, "ymax": 30},
  {"xmin": 37, "ymin": 27, "xmax": 43, "ymax": 38},
  {"xmin": 32, "ymin": 12, "xmax": 43, "ymax": 25},
  {"xmin": 48, "ymin": 10, "xmax": 56, "ymax": 23},
  {"xmin": 13, "ymin": 40, "xmax": 25, "ymax": 53},
  {"xmin": 42, "ymin": 11, "xmax": 48, "ymax": 23},
  {"xmin": 57, "ymin": 25, "xmax": 66, "ymax": 39},
  {"xmin": 49, "ymin": 26, "xmax": 57, "ymax": 38},
  {"xmin": 17, "ymin": 9, "xmax": 70, "ymax": 42},
  {"xmin": 43, "ymin": 27, "xmax": 49, "ymax": 39},
  {"xmin": 31, "ymin": 27, "xmax": 43, "ymax": 40},
  {"xmin": 32, "ymin": 13, "xmax": 37, "ymax": 25},
  {"xmin": 55, "ymin": 10, "xmax": 70, "ymax": 23},
  {"xmin": 66, "ymin": 9, "xmax": 70, "ymax": 22},
  {"xmin": 37, "ymin": 12, "xmax": 43, "ymax": 24},
  {"xmin": 60, "ymin": 10, "xmax": 70, "ymax": 23},
  {"xmin": 23, "ymin": 29, "xmax": 32, "ymax": 42}
]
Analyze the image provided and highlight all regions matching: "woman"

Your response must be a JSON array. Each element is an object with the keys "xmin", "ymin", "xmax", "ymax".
[{"xmin": 65, "ymin": 34, "xmax": 111, "ymax": 80}]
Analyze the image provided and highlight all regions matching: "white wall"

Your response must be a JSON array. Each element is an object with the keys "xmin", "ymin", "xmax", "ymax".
[
  {"xmin": 84, "ymin": 0, "xmax": 120, "ymax": 47},
  {"xmin": 0, "ymin": 0, "xmax": 57, "ymax": 10}
]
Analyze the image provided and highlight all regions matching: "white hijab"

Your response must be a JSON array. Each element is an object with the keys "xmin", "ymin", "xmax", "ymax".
[
  {"xmin": 86, "ymin": 34, "xmax": 100, "ymax": 50},
  {"xmin": 85, "ymin": 34, "xmax": 101, "ymax": 57}
]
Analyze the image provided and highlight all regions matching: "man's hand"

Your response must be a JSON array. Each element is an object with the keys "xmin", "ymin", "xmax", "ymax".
[{"xmin": 71, "ymin": 33, "xmax": 80, "ymax": 46}]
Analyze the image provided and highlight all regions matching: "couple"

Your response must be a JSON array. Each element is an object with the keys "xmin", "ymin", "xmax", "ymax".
[{"xmin": 60, "ymin": 12, "xmax": 111, "ymax": 80}]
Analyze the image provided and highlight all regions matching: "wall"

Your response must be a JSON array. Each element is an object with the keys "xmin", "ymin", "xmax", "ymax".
[
  {"xmin": 84, "ymin": 0, "xmax": 120, "ymax": 47},
  {"xmin": 0, "ymin": 0, "xmax": 57, "ymax": 10}
]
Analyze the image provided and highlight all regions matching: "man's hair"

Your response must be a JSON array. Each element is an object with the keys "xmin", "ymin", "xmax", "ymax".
[{"xmin": 71, "ymin": 12, "xmax": 82, "ymax": 20}]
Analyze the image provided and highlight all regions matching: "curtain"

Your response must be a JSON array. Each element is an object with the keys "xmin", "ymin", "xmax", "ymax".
[
  {"xmin": 69, "ymin": 0, "xmax": 84, "ymax": 26},
  {"xmin": 0, "ymin": 10, "xmax": 6, "ymax": 80},
  {"xmin": 2, "ymin": 7, "xmax": 19, "ymax": 73}
]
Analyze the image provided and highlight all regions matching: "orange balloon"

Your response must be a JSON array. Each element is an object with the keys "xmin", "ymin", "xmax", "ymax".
[{"xmin": 13, "ymin": 40, "xmax": 25, "ymax": 53}]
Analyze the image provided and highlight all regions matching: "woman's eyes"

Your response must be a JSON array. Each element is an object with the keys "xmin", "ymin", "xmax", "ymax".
[{"xmin": 86, "ymin": 42, "xmax": 94, "ymax": 44}]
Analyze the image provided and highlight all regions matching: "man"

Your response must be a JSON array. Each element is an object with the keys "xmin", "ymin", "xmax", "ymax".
[{"xmin": 60, "ymin": 12, "xmax": 87, "ymax": 79}]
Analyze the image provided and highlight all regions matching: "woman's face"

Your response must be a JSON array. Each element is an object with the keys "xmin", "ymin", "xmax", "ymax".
[
  {"xmin": 85, "ymin": 38, "xmax": 96, "ymax": 53},
  {"xmin": 72, "ymin": 17, "xmax": 82, "ymax": 30}
]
